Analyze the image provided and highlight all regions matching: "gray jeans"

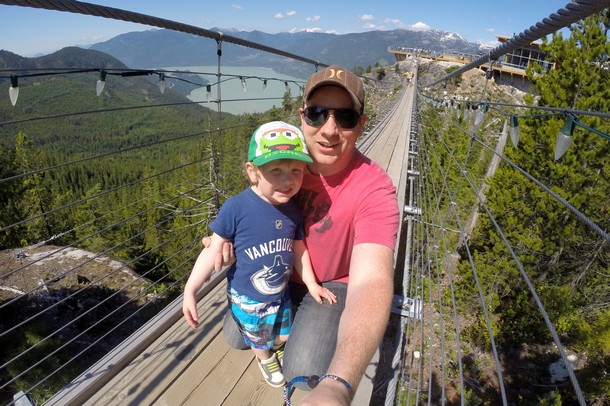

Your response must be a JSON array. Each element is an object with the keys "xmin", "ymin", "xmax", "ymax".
[{"xmin": 223, "ymin": 281, "xmax": 348, "ymax": 390}]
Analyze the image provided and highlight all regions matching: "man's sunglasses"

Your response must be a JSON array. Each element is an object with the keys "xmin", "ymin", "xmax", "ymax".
[{"xmin": 303, "ymin": 106, "xmax": 361, "ymax": 129}]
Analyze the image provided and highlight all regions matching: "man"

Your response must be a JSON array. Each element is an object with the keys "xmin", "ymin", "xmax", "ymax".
[{"xmin": 218, "ymin": 65, "xmax": 399, "ymax": 405}]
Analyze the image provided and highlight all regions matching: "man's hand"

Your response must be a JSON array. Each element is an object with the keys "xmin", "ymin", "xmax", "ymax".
[
  {"xmin": 202, "ymin": 236, "xmax": 235, "ymax": 272},
  {"xmin": 301, "ymin": 379, "xmax": 351, "ymax": 406}
]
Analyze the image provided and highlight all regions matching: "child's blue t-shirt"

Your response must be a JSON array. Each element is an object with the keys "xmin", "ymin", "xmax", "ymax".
[{"xmin": 210, "ymin": 187, "xmax": 305, "ymax": 303}]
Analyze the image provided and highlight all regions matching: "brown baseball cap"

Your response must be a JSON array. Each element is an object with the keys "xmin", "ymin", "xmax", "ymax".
[{"xmin": 303, "ymin": 65, "xmax": 364, "ymax": 114}]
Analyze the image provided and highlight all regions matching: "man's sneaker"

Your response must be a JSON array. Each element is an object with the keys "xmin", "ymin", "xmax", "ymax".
[
  {"xmin": 272, "ymin": 344, "xmax": 285, "ymax": 367},
  {"xmin": 257, "ymin": 353, "xmax": 285, "ymax": 388}
]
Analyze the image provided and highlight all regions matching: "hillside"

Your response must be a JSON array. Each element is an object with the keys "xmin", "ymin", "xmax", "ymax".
[{"xmin": 0, "ymin": 47, "xmax": 219, "ymax": 155}]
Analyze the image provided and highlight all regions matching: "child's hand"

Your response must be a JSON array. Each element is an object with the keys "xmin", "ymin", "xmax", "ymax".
[
  {"xmin": 309, "ymin": 284, "xmax": 337, "ymax": 305},
  {"xmin": 182, "ymin": 295, "xmax": 200, "ymax": 329}
]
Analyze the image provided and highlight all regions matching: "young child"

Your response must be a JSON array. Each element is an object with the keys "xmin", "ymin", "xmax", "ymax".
[{"xmin": 182, "ymin": 121, "xmax": 336, "ymax": 388}]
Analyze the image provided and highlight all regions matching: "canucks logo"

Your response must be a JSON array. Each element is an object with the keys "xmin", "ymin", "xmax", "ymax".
[{"xmin": 251, "ymin": 255, "xmax": 291, "ymax": 295}]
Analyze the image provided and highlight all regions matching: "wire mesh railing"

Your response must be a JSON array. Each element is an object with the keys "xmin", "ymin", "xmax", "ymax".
[
  {"xmin": 0, "ymin": 71, "xmax": 269, "ymax": 404},
  {"xmin": 386, "ymin": 58, "xmax": 608, "ymax": 404}
]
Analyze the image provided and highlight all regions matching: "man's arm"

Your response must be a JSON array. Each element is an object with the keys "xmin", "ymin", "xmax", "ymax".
[
  {"xmin": 303, "ymin": 243, "xmax": 395, "ymax": 405},
  {"xmin": 201, "ymin": 236, "xmax": 235, "ymax": 272}
]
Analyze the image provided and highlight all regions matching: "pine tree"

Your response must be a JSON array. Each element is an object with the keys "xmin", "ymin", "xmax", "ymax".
[
  {"xmin": 480, "ymin": 12, "xmax": 610, "ymax": 403},
  {"xmin": 525, "ymin": 13, "xmax": 610, "ymax": 303},
  {"xmin": 13, "ymin": 132, "xmax": 54, "ymax": 244},
  {"xmin": 0, "ymin": 143, "xmax": 21, "ymax": 248}
]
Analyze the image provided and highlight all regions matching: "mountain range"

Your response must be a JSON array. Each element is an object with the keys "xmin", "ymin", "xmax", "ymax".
[
  {"xmin": 0, "ymin": 26, "xmax": 485, "ymax": 103},
  {"xmin": 88, "ymin": 27, "xmax": 484, "ymax": 78}
]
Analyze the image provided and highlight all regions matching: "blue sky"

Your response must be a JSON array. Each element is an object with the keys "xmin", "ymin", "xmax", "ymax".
[{"xmin": 1, "ymin": 0, "xmax": 573, "ymax": 57}]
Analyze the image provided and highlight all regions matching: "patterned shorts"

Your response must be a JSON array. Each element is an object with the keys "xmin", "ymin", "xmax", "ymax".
[{"xmin": 228, "ymin": 287, "xmax": 292, "ymax": 350}]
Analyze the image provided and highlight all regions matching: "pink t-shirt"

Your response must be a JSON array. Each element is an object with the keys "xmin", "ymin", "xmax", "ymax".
[{"xmin": 294, "ymin": 150, "xmax": 399, "ymax": 283}]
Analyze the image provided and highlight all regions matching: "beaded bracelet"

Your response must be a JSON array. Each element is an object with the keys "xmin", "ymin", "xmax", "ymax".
[
  {"xmin": 283, "ymin": 375, "xmax": 310, "ymax": 405},
  {"xmin": 319, "ymin": 374, "xmax": 353, "ymax": 396},
  {"xmin": 283, "ymin": 373, "xmax": 353, "ymax": 406}
]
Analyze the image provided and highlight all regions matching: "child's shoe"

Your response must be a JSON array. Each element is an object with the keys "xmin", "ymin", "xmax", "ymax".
[
  {"xmin": 257, "ymin": 353, "xmax": 285, "ymax": 388},
  {"xmin": 272, "ymin": 343, "xmax": 285, "ymax": 367}
]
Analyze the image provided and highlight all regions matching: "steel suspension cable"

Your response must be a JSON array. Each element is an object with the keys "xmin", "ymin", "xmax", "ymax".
[
  {"xmin": 446, "ymin": 136, "xmax": 589, "ymax": 405},
  {"xmin": 0, "ymin": 181, "xmax": 213, "ymax": 339},
  {"xmin": 448, "ymin": 121, "xmax": 610, "ymax": 243},
  {"xmin": 0, "ymin": 158, "xmax": 224, "ymax": 282},
  {"xmin": 421, "ymin": 156, "xmax": 449, "ymax": 405},
  {"xmin": 425, "ymin": 229, "xmax": 435, "ymax": 405},
  {"xmin": 431, "ymin": 102, "xmax": 592, "ymax": 403},
  {"xmin": 419, "ymin": 102, "xmax": 509, "ymax": 403},
  {"xmin": 438, "ymin": 133, "xmax": 510, "ymax": 405},
  {"xmin": 414, "ymin": 250, "xmax": 426, "ymax": 405},
  {"xmin": 464, "ymin": 171, "xmax": 588, "ymax": 405},
  {"xmin": 419, "ymin": 117, "xmax": 466, "ymax": 405},
  {"xmin": 1, "ymin": 170, "xmax": 238, "ymax": 392},
  {"xmin": 19, "ymin": 237, "xmax": 202, "ymax": 400},
  {"xmin": 447, "ymin": 78, "xmax": 604, "ymax": 401}
]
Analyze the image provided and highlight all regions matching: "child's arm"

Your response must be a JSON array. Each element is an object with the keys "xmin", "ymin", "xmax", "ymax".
[
  {"xmin": 182, "ymin": 233, "xmax": 228, "ymax": 328},
  {"xmin": 293, "ymin": 240, "xmax": 337, "ymax": 305}
]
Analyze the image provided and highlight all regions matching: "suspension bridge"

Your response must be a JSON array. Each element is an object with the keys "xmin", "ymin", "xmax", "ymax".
[{"xmin": 1, "ymin": 1, "xmax": 609, "ymax": 405}]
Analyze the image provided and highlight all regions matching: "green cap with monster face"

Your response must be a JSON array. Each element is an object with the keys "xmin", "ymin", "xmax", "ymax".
[{"xmin": 248, "ymin": 121, "xmax": 313, "ymax": 166}]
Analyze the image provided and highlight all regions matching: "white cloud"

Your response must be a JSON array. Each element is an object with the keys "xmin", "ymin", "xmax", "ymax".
[
  {"xmin": 364, "ymin": 23, "xmax": 377, "ymax": 29},
  {"xmin": 360, "ymin": 14, "xmax": 374, "ymax": 21},
  {"xmin": 409, "ymin": 21, "xmax": 430, "ymax": 31},
  {"xmin": 275, "ymin": 10, "xmax": 297, "ymax": 19},
  {"xmin": 306, "ymin": 15, "xmax": 321, "ymax": 22},
  {"xmin": 231, "ymin": 4, "xmax": 243, "ymax": 10},
  {"xmin": 383, "ymin": 18, "xmax": 404, "ymax": 28},
  {"xmin": 485, "ymin": 28, "xmax": 495, "ymax": 33}
]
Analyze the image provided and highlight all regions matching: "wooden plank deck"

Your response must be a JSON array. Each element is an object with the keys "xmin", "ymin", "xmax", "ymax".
[{"xmin": 46, "ymin": 81, "xmax": 415, "ymax": 406}]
